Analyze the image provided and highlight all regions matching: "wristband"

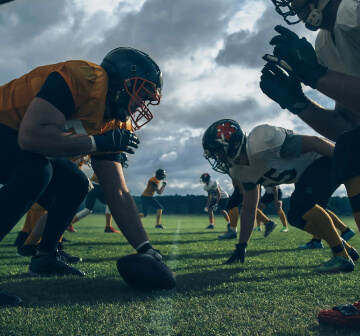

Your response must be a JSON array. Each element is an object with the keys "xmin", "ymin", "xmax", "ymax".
[{"xmin": 136, "ymin": 240, "xmax": 150, "ymax": 252}]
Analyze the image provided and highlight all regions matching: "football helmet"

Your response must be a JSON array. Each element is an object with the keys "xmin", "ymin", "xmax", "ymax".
[
  {"xmin": 101, "ymin": 47, "xmax": 163, "ymax": 130},
  {"xmin": 202, "ymin": 119, "xmax": 246, "ymax": 174},
  {"xmin": 200, "ymin": 173, "xmax": 211, "ymax": 184},
  {"xmin": 271, "ymin": 0, "xmax": 330, "ymax": 30},
  {"xmin": 155, "ymin": 169, "xmax": 166, "ymax": 180},
  {"xmin": 120, "ymin": 152, "xmax": 128, "ymax": 168}
]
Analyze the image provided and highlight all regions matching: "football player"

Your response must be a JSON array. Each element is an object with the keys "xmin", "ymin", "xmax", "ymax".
[
  {"xmin": 202, "ymin": 119, "xmax": 358, "ymax": 273},
  {"xmin": 139, "ymin": 169, "xmax": 167, "ymax": 229},
  {"xmin": 255, "ymin": 186, "xmax": 288, "ymax": 232},
  {"xmin": 67, "ymin": 153, "xmax": 129, "ymax": 233},
  {"xmin": 263, "ymin": 0, "xmax": 360, "ymax": 326},
  {"xmin": 0, "ymin": 47, "xmax": 165, "ymax": 306},
  {"xmin": 200, "ymin": 173, "xmax": 231, "ymax": 231}
]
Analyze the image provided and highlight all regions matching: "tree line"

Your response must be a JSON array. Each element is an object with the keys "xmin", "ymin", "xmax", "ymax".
[{"xmin": 89, "ymin": 195, "xmax": 353, "ymax": 216}]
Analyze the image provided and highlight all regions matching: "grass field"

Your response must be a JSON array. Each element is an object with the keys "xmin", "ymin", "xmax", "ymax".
[{"xmin": 1, "ymin": 215, "xmax": 360, "ymax": 336}]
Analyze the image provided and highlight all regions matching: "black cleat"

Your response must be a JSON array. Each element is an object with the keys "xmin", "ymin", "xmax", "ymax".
[
  {"xmin": 58, "ymin": 250, "xmax": 82, "ymax": 264},
  {"xmin": 17, "ymin": 244, "xmax": 37, "ymax": 257},
  {"xmin": 0, "ymin": 288, "xmax": 22, "ymax": 307},
  {"xmin": 225, "ymin": 242, "xmax": 248, "ymax": 264},
  {"xmin": 264, "ymin": 220, "xmax": 277, "ymax": 237},
  {"xmin": 28, "ymin": 252, "xmax": 85, "ymax": 277}
]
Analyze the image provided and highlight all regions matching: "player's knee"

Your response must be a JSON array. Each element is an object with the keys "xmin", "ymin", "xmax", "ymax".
[{"xmin": 287, "ymin": 206, "xmax": 306, "ymax": 230}]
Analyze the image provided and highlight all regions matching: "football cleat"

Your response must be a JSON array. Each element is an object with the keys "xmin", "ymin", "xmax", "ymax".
[
  {"xmin": 315, "ymin": 256, "xmax": 354, "ymax": 273},
  {"xmin": 318, "ymin": 301, "xmax": 360, "ymax": 328},
  {"xmin": 264, "ymin": 220, "xmax": 277, "ymax": 237},
  {"xmin": 155, "ymin": 224, "xmax": 165, "ymax": 229},
  {"xmin": 205, "ymin": 224, "xmax": 215, "ymax": 229},
  {"xmin": 225, "ymin": 242, "xmax": 248, "ymax": 264},
  {"xmin": 280, "ymin": 227, "xmax": 288, "ymax": 232},
  {"xmin": 347, "ymin": 247, "xmax": 359, "ymax": 262},
  {"xmin": 66, "ymin": 224, "xmax": 76, "ymax": 233},
  {"xmin": 218, "ymin": 230, "xmax": 237, "ymax": 240},
  {"xmin": 17, "ymin": 244, "xmax": 37, "ymax": 257},
  {"xmin": 253, "ymin": 226, "xmax": 262, "ymax": 231},
  {"xmin": 0, "ymin": 288, "xmax": 22, "ymax": 307},
  {"xmin": 104, "ymin": 226, "xmax": 120, "ymax": 233},
  {"xmin": 28, "ymin": 252, "xmax": 85, "ymax": 277},
  {"xmin": 341, "ymin": 228, "xmax": 355, "ymax": 242},
  {"xmin": 298, "ymin": 239, "xmax": 324, "ymax": 249},
  {"xmin": 58, "ymin": 250, "xmax": 82, "ymax": 264}
]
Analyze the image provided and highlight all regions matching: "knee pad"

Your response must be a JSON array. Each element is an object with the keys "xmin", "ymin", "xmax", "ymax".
[
  {"xmin": 333, "ymin": 128, "xmax": 360, "ymax": 185},
  {"xmin": 287, "ymin": 206, "xmax": 307, "ymax": 230}
]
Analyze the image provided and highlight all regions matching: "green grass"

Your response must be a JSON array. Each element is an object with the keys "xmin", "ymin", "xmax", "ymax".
[{"xmin": 1, "ymin": 215, "xmax": 360, "ymax": 335}]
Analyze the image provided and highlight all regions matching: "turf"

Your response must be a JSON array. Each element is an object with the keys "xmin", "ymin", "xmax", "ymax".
[{"xmin": 1, "ymin": 215, "xmax": 360, "ymax": 335}]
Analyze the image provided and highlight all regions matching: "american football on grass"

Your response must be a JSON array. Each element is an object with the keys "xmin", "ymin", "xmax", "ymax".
[{"xmin": 117, "ymin": 254, "xmax": 176, "ymax": 290}]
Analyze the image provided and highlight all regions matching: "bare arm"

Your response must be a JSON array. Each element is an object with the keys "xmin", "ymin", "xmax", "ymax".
[
  {"xmin": 92, "ymin": 159, "xmax": 148, "ymax": 249},
  {"xmin": 300, "ymin": 135, "xmax": 334, "ymax": 158},
  {"xmin": 238, "ymin": 182, "xmax": 259, "ymax": 244},
  {"xmin": 18, "ymin": 98, "xmax": 93, "ymax": 157},
  {"xmin": 155, "ymin": 183, "xmax": 166, "ymax": 195}
]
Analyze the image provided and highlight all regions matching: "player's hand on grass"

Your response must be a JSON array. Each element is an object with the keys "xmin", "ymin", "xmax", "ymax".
[{"xmin": 225, "ymin": 242, "xmax": 248, "ymax": 264}]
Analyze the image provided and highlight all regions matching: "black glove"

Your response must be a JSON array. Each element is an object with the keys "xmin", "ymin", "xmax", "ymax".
[
  {"xmin": 260, "ymin": 63, "xmax": 310, "ymax": 115},
  {"xmin": 137, "ymin": 242, "xmax": 162, "ymax": 261},
  {"xmin": 93, "ymin": 129, "xmax": 140, "ymax": 153},
  {"xmin": 263, "ymin": 25, "xmax": 327, "ymax": 89},
  {"xmin": 225, "ymin": 242, "xmax": 248, "ymax": 264}
]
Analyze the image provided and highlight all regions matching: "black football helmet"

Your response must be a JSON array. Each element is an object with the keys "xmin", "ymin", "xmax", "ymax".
[
  {"xmin": 202, "ymin": 119, "xmax": 246, "ymax": 174},
  {"xmin": 271, "ymin": 0, "xmax": 330, "ymax": 30},
  {"xmin": 200, "ymin": 173, "xmax": 211, "ymax": 184},
  {"xmin": 120, "ymin": 152, "xmax": 128, "ymax": 168},
  {"xmin": 101, "ymin": 47, "xmax": 163, "ymax": 130},
  {"xmin": 155, "ymin": 169, "xmax": 166, "ymax": 180}
]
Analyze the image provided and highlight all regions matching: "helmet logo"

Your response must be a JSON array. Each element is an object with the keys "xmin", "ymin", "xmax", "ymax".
[{"xmin": 216, "ymin": 122, "xmax": 237, "ymax": 142}]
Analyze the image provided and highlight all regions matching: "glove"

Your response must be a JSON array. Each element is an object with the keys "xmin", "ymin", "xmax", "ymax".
[
  {"xmin": 263, "ymin": 25, "xmax": 327, "ymax": 89},
  {"xmin": 260, "ymin": 63, "xmax": 310, "ymax": 115},
  {"xmin": 225, "ymin": 242, "xmax": 248, "ymax": 264},
  {"xmin": 204, "ymin": 207, "xmax": 208, "ymax": 212},
  {"xmin": 93, "ymin": 129, "xmax": 140, "ymax": 154},
  {"xmin": 162, "ymin": 181, "xmax": 167, "ymax": 187},
  {"xmin": 212, "ymin": 204, "xmax": 218, "ymax": 211},
  {"xmin": 137, "ymin": 242, "xmax": 162, "ymax": 261}
]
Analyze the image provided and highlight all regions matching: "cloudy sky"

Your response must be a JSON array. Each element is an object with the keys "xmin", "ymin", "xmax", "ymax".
[{"xmin": 0, "ymin": 0, "xmax": 342, "ymax": 197}]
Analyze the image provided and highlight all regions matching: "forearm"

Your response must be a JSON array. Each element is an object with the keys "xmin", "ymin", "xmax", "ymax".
[
  {"xmin": 316, "ymin": 70, "xmax": 360, "ymax": 117},
  {"xmin": 19, "ymin": 124, "xmax": 93, "ymax": 157},
  {"xmin": 301, "ymin": 135, "xmax": 334, "ymax": 158}
]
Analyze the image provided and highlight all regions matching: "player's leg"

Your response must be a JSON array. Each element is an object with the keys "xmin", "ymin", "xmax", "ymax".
[
  {"xmin": 256, "ymin": 208, "xmax": 277, "ymax": 237},
  {"xmin": 206, "ymin": 198, "xmax": 216, "ymax": 229},
  {"xmin": 150, "ymin": 197, "xmax": 164, "ymax": 229},
  {"xmin": 104, "ymin": 204, "xmax": 119, "ymax": 233},
  {"xmin": 288, "ymin": 157, "xmax": 354, "ymax": 273},
  {"xmin": 274, "ymin": 190, "xmax": 288, "ymax": 232},
  {"xmin": 327, "ymin": 210, "xmax": 355, "ymax": 241},
  {"xmin": 30, "ymin": 158, "xmax": 89, "ymax": 276},
  {"xmin": 255, "ymin": 201, "xmax": 266, "ymax": 231}
]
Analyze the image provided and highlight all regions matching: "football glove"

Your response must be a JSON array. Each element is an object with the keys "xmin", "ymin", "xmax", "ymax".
[
  {"xmin": 225, "ymin": 242, "xmax": 248, "ymax": 264},
  {"xmin": 212, "ymin": 204, "xmax": 218, "ymax": 211},
  {"xmin": 93, "ymin": 129, "xmax": 140, "ymax": 154},
  {"xmin": 260, "ymin": 63, "xmax": 310, "ymax": 115},
  {"xmin": 162, "ymin": 181, "xmax": 167, "ymax": 187},
  {"xmin": 137, "ymin": 242, "xmax": 162, "ymax": 261},
  {"xmin": 204, "ymin": 207, "xmax": 209, "ymax": 212},
  {"xmin": 263, "ymin": 25, "xmax": 327, "ymax": 89}
]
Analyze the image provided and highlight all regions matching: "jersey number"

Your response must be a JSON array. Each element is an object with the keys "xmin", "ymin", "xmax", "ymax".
[{"xmin": 256, "ymin": 168, "xmax": 297, "ymax": 186}]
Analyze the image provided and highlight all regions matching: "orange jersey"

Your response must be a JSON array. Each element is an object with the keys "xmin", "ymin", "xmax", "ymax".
[
  {"xmin": 0, "ymin": 60, "xmax": 132, "ymax": 135},
  {"xmin": 142, "ymin": 177, "xmax": 159, "ymax": 197}
]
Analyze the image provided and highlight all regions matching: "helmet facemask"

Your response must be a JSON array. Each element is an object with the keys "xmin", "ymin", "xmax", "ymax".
[{"xmin": 125, "ymin": 77, "xmax": 161, "ymax": 130}]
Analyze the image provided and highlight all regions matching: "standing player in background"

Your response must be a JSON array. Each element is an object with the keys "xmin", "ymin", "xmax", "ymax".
[
  {"xmin": 139, "ymin": 169, "xmax": 167, "ymax": 229},
  {"xmin": 262, "ymin": 0, "xmax": 360, "ymax": 326},
  {"xmin": 255, "ymin": 186, "xmax": 288, "ymax": 233},
  {"xmin": 67, "ymin": 153, "xmax": 129, "ymax": 233},
  {"xmin": 200, "ymin": 173, "xmax": 230, "ymax": 230}
]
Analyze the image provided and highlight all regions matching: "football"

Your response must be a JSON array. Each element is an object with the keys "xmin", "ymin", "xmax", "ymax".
[{"xmin": 117, "ymin": 254, "xmax": 176, "ymax": 290}]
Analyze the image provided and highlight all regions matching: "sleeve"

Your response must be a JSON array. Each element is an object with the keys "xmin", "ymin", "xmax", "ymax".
[
  {"xmin": 279, "ymin": 131, "xmax": 303, "ymax": 158},
  {"xmin": 36, "ymin": 72, "xmax": 75, "ymax": 119}
]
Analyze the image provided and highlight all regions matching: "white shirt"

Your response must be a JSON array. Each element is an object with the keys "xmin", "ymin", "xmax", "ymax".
[
  {"xmin": 229, "ymin": 125, "xmax": 321, "ymax": 188},
  {"xmin": 315, "ymin": 0, "xmax": 360, "ymax": 76},
  {"xmin": 203, "ymin": 180, "xmax": 229, "ymax": 199}
]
